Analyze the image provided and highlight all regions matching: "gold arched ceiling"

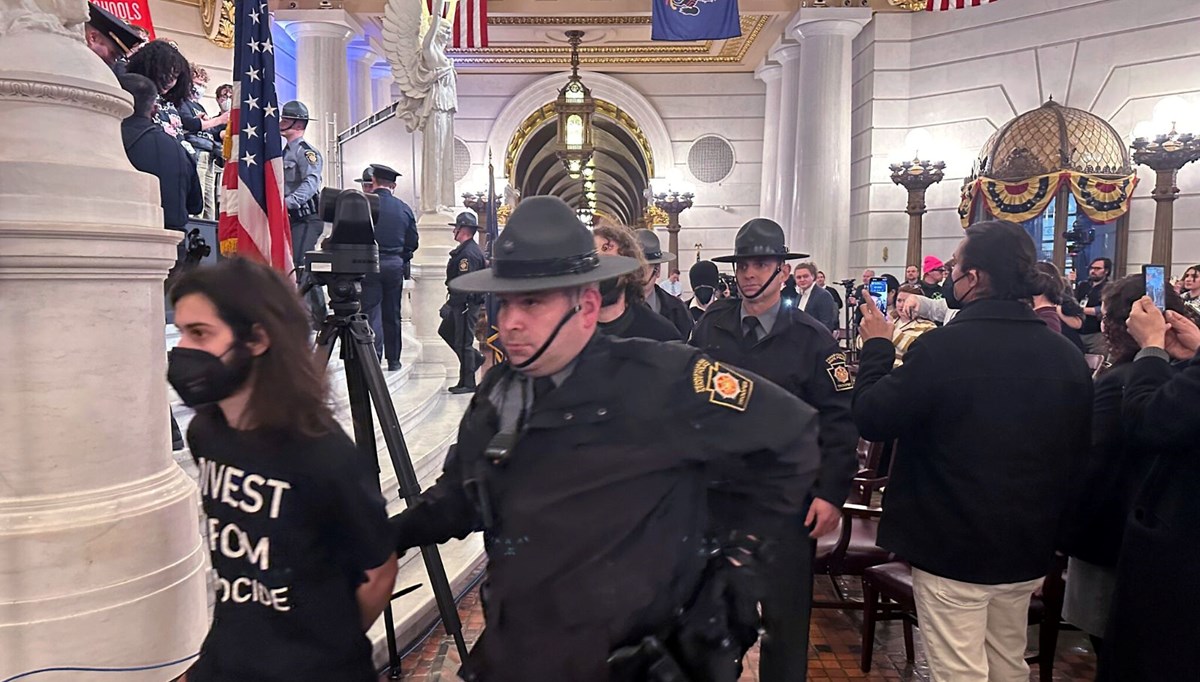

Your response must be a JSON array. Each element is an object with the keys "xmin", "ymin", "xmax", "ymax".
[{"xmin": 504, "ymin": 100, "xmax": 655, "ymax": 180}]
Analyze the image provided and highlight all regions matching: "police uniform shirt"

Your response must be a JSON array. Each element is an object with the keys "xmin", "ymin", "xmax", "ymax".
[
  {"xmin": 185, "ymin": 409, "xmax": 393, "ymax": 682},
  {"xmin": 446, "ymin": 238, "xmax": 487, "ymax": 289},
  {"xmin": 691, "ymin": 297, "xmax": 859, "ymax": 507},
  {"xmin": 739, "ymin": 300, "xmax": 782, "ymax": 342},
  {"xmin": 373, "ymin": 189, "xmax": 419, "ymax": 257},
  {"xmin": 390, "ymin": 334, "xmax": 821, "ymax": 681},
  {"xmin": 283, "ymin": 138, "xmax": 322, "ymax": 211}
]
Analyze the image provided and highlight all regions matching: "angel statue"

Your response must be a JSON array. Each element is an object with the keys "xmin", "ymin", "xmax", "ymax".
[{"xmin": 383, "ymin": 0, "xmax": 459, "ymax": 214}]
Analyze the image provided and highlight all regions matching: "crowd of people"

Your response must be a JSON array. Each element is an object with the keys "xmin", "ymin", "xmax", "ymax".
[{"xmin": 84, "ymin": 7, "xmax": 1200, "ymax": 681}]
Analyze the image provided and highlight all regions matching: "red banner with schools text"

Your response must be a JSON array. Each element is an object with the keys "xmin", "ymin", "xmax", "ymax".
[{"xmin": 90, "ymin": 0, "xmax": 155, "ymax": 40}]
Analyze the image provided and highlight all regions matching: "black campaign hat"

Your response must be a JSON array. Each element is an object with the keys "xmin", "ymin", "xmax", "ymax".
[
  {"xmin": 689, "ymin": 260, "xmax": 719, "ymax": 289},
  {"xmin": 713, "ymin": 218, "xmax": 809, "ymax": 263},
  {"xmin": 281, "ymin": 100, "xmax": 316, "ymax": 122},
  {"xmin": 352, "ymin": 166, "xmax": 373, "ymax": 184},
  {"xmin": 367, "ymin": 163, "xmax": 400, "ymax": 182},
  {"xmin": 450, "ymin": 212, "xmax": 479, "ymax": 230},
  {"xmin": 634, "ymin": 228, "xmax": 676, "ymax": 265},
  {"xmin": 449, "ymin": 197, "xmax": 640, "ymax": 294},
  {"xmin": 87, "ymin": 3, "xmax": 143, "ymax": 56}
]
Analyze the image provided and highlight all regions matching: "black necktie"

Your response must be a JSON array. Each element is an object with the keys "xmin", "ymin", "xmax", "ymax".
[
  {"xmin": 742, "ymin": 316, "xmax": 761, "ymax": 347},
  {"xmin": 532, "ymin": 377, "xmax": 555, "ymax": 404}
]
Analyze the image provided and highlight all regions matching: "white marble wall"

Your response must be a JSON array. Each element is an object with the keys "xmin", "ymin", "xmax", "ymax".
[{"xmin": 851, "ymin": 0, "xmax": 1200, "ymax": 279}]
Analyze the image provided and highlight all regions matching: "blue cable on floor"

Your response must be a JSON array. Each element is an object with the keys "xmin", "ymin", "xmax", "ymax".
[{"xmin": 1, "ymin": 653, "xmax": 198, "ymax": 682}]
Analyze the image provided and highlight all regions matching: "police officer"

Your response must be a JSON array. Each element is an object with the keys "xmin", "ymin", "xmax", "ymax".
[
  {"xmin": 689, "ymin": 218, "xmax": 859, "ymax": 682},
  {"xmin": 86, "ymin": 4, "xmax": 144, "ymax": 75},
  {"xmin": 355, "ymin": 163, "xmax": 419, "ymax": 371},
  {"xmin": 687, "ymin": 260, "xmax": 720, "ymax": 323},
  {"xmin": 635, "ymin": 229, "xmax": 694, "ymax": 341},
  {"xmin": 390, "ymin": 196, "xmax": 823, "ymax": 682},
  {"xmin": 441, "ymin": 211, "xmax": 487, "ymax": 394},
  {"xmin": 280, "ymin": 101, "xmax": 323, "ymax": 270}
]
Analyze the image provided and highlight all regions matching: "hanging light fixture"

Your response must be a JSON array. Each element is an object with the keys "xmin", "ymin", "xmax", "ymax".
[{"xmin": 555, "ymin": 30, "xmax": 595, "ymax": 179}]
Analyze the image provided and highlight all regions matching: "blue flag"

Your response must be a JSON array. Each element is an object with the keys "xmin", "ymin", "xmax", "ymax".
[{"xmin": 652, "ymin": 0, "xmax": 741, "ymax": 41}]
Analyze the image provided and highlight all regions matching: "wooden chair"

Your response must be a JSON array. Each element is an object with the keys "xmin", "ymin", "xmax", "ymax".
[
  {"xmin": 812, "ymin": 440, "xmax": 895, "ymax": 610},
  {"xmin": 860, "ymin": 553, "xmax": 1069, "ymax": 681}
]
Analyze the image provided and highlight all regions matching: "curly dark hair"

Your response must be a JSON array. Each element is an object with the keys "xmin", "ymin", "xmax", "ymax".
[
  {"xmin": 169, "ymin": 258, "xmax": 336, "ymax": 438},
  {"xmin": 959, "ymin": 220, "xmax": 1040, "ymax": 301},
  {"xmin": 126, "ymin": 40, "xmax": 193, "ymax": 106},
  {"xmin": 592, "ymin": 220, "xmax": 648, "ymax": 305},
  {"xmin": 1102, "ymin": 274, "xmax": 1200, "ymax": 366}
]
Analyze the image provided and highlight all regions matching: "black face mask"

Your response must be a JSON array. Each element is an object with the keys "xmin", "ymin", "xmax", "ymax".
[
  {"xmin": 694, "ymin": 287, "xmax": 714, "ymax": 305},
  {"xmin": 943, "ymin": 271, "xmax": 976, "ymax": 310},
  {"xmin": 168, "ymin": 346, "xmax": 254, "ymax": 407},
  {"xmin": 599, "ymin": 277, "xmax": 623, "ymax": 307}
]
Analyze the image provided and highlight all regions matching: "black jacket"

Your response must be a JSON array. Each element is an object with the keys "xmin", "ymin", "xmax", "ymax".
[
  {"xmin": 690, "ymin": 297, "xmax": 859, "ymax": 507},
  {"xmin": 391, "ymin": 334, "xmax": 820, "ymax": 681},
  {"xmin": 599, "ymin": 301, "xmax": 681, "ymax": 342},
  {"xmin": 1099, "ymin": 350, "xmax": 1200, "ymax": 681},
  {"xmin": 853, "ymin": 299, "xmax": 1093, "ymax": 584},
  {"xmin": 651, "ymin": 284, "xmax": 694, "ymax": 341},
  {"xmin": 1061, "ymin": 362, "xmax": 1166, "ymax": 566},
  {"xmin": 121, "ymin": 116, "xmax": 203, "ymax": 229},
  {"xmin": 446, "ymin": 238, "xmax": 487, "ymax": 304},
  {"xmin": 372, "ymin": 189, "xmax": 419, "ymax": 260}
]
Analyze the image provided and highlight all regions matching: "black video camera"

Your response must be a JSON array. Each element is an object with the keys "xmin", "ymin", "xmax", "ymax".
[
  {"xmin": 717, "ymin": 272, "xmax": 739, "ymax": 299},
  {"xmin": 303, "ymin": 188, "xmax": 381, "ymax": 315}
]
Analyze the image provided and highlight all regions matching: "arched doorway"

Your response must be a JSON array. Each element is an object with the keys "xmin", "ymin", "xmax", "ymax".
[{"xmin": 506, "ymin": 101, "xmax": 654, "ymax": 225}]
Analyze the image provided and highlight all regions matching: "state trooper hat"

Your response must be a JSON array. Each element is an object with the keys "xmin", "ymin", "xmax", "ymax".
[
  {"xmin": 713, "ymin": 218, "xmax": 809, "ymax": 263},
  {"xmin": 689, "ymin": 260, "xmax": 720, "ymax": 289},
  {"xmin": 281, "ymin": 100, "xmax": 316, "ymax": 122},
  {"xmin": 87, "ymin": 3, "xmax": 144, "ymax": 56},
  {"xmin": 353, "ymin": 166, "xmax": 373, "ymax": 184},
  {"xmin": 366, "ymin": 163, "xmax": 400, "ymax": 182},
  {"xmin": 634, "ymin": 228, "xmax": 676, "ymax": 265},
  {"xmin": 450, "ymin": 212, "xmax": 480, "ymax": 231},
  {"xmin": 449, "ymin": 197, "xmax": 640, "ymax": 294}
]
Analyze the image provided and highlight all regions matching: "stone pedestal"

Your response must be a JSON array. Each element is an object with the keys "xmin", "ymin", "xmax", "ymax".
[
  {"xmin": 755, "ymin": 62, "xmax": 783, "ymax": 220},
  {"xmin": 788, "ymin": 10, "xmax": 870, "ymax": 278},
  {"xmin": 0, "ymin": 8, "xmax": 207, "ymax": 680},
  {"xmin": 410, "ymin": 212, "xmax": 460, "ymax": 377},
  {"xmin": 772, "ymin": 42, "xmax": 803, "ymax": 240},
  {"xmin": 280, "ymin": 10, "xmax": 359, "ymax": 185}
]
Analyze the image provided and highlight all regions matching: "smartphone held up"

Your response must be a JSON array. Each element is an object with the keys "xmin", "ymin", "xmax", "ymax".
[{"xmin": 1143, "ymin": 264, "xmax": 1166, "ymax": 310}]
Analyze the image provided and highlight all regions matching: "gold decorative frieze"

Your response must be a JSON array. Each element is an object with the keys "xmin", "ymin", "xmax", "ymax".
[{"xmin": 488, "ymin": 16, "xmax": 653, "ymax": 26}]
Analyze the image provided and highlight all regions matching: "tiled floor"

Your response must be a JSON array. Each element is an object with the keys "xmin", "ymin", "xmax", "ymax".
[{"xmin": 382, "ymin": 576, "xmax": 1097, "ymax": 681}]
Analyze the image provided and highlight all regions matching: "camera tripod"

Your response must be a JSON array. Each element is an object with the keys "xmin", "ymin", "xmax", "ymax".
[
  {"xmin": 838, "ymin": 279, "xmax": 858, "ymax": 362},
  {"xmin": 312, "ymin": 277, "xmax": 471, "ymax": 679}
]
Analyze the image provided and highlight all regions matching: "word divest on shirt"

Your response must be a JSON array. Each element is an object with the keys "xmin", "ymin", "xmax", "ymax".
[{"xmin": 198, "ymin": 457, "xmax": 294, "ymax": 613}]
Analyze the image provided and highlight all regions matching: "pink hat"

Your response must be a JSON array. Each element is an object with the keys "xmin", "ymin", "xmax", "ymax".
[{"xmin": 923, "ymin": 255, "xmax": 945, "ymax": 275}]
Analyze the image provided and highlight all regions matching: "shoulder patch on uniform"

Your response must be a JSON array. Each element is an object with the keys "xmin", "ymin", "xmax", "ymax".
[
  {"xmin": 304, "ymin": 149, "xmax": 318, "ymax": 164},
  {"xmin": 459, "ymin": 258, "xmax": 469, "ymax": 272},
  {"xmin": 692, "ymin": 358, "xmax": 753, "ymax": 411},
  {"xmin": 825, "ymin": 352, "xmax": 855, "ymax": 392}
]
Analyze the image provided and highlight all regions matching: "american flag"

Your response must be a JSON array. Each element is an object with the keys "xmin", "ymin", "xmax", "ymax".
[
  {"xmin": 926, "ymin": 0, "xmax": 996, "ymax": 9},
  {"xmin": 432, "ymin": 0, "xmax": 488, "ymax": 48},
  {"xmin": 218, "ymin": 0, "xmax": 292, "ymax": 271}
]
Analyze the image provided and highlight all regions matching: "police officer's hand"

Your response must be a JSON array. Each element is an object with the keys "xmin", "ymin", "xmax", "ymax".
[
  {"xmin": 805, "ymin": 497, "xmax": 841, "ymax": 538},
  {"xmin": 858, "ymin": 300, "xmax": 895, "ymax": 342},
  {"xmin": 1126, "ymin": 296, "xmax": 1167, "ymax": 350}
]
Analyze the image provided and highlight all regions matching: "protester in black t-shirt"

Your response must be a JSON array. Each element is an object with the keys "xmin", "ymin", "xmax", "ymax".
[{"xmin": 168, "ymin": 259, "xmax": 397, "ymax": 682}]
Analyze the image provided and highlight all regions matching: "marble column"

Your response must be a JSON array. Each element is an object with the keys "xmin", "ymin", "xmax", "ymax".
[
  {"xmin": 371, "ymin": 61, "xmax": 395, "ymax": 113},
  {"xmin": 771, "ymin": 42, "xmax": 803, "ymax": 240},
  {"xmin": 0, "ymin": 6, "xmax": 207, "ymax": 680},
  {"xmin": 755, "ymin": 61, "xmax": 783, "ymax": 219},
  {"xmin": 280, "ymin": 10, "xmax": 358, "ymax": 186},
  {"xmin": 346, "ymin": 41, "xmax": 376, "ymax": 125},
  {"xmin": 788, "ymin": 10, "xmax": 871, "ymax": 279}
]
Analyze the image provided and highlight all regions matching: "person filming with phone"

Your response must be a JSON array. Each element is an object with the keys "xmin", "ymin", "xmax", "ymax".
[
  {"xmin": 852, "ymin": 220, "xmax": 1093, "ymax": 682},
  {"xmin": 1096, "ymin": 274, "xmax": 1200, "ymax": 681}
]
